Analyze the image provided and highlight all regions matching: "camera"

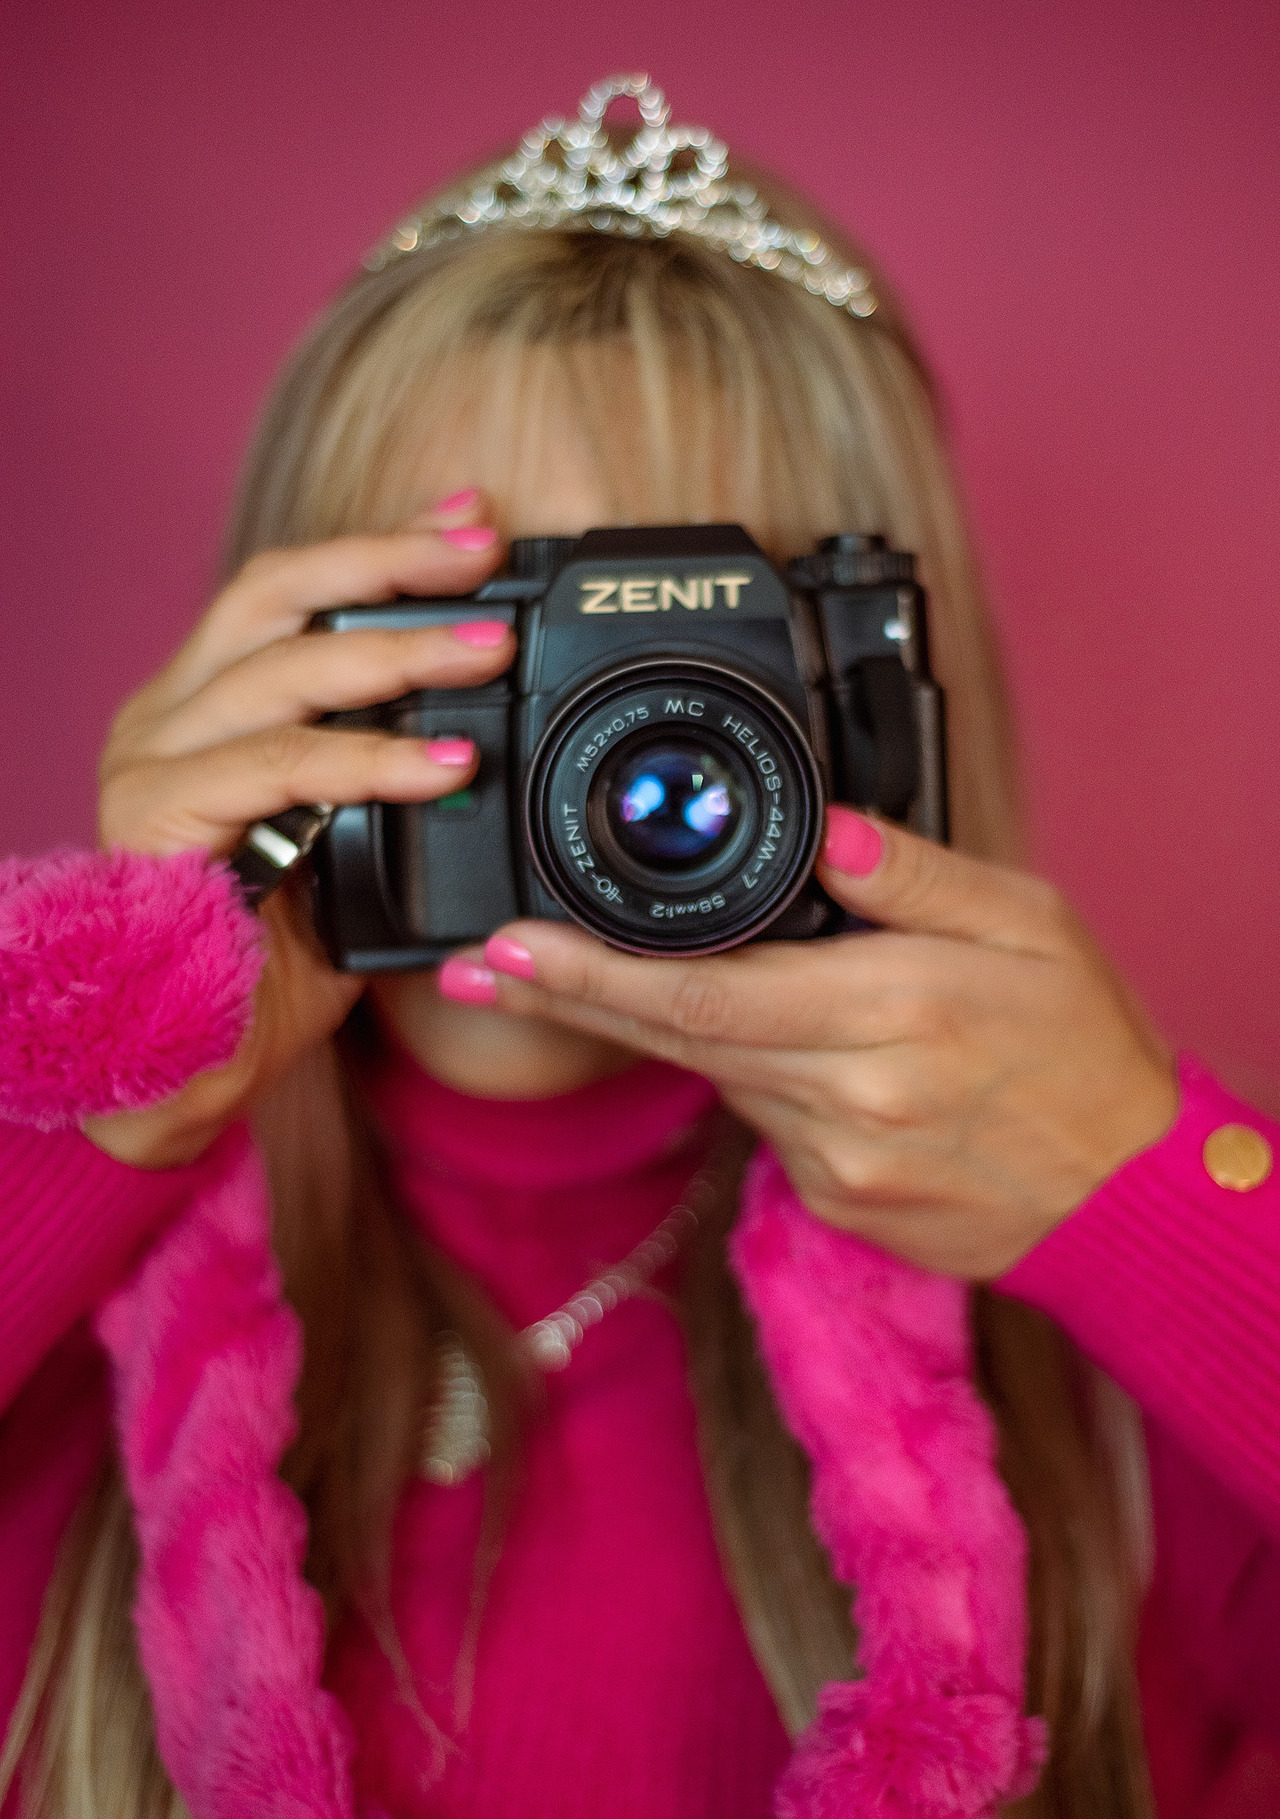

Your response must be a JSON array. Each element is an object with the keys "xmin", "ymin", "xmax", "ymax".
[{"xmin": 247, "ymin": 525, "xmax": 946, "ymax": 968}]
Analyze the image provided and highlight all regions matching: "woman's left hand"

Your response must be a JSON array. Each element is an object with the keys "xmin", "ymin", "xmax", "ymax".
[{"xmin": 454, "ymin": 806, "xmax": 1179, "ymax": 1279}]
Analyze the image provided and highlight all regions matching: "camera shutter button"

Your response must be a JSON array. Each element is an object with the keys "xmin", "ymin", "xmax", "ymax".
[{"xmin": 509, "ymin": 536, "xmax": 578, "ymax": 580}]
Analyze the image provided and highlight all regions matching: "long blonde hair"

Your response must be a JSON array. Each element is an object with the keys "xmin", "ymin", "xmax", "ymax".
[{"xmin": 2, "ymin": 189, "xmax": 1154, "ymax": 1817}]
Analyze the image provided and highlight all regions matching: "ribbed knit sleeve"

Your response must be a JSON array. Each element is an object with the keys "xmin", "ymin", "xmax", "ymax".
[
  {"xmin": 0, "ymin": 1119, "xmax": 235, "ymax": 1415},
  {"xmin": 998, "ymin": 1056, "xmax": 1280, "ymax": 1537}
]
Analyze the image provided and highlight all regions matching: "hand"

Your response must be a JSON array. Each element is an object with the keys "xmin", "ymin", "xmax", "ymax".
[
  {"xmin": 85, "ymin": 490, "xmax": 513, "ymax": 1168},
  {"xmin": 456, "ymin": 807, "xmax": 1179, "ymax": 1278}
]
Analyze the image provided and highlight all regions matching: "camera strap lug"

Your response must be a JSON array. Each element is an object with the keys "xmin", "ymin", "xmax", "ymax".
[{"xmin": 228, "ymin": 804, "xmax": 335, "ymax": 909}]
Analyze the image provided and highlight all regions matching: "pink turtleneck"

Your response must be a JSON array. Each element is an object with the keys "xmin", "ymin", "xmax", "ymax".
[{"xmin": 324, "ymin": 1048, "xmax": 791, "ymax": 1816}]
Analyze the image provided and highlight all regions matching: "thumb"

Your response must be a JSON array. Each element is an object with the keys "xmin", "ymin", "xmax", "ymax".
[{"xmin": 817, "ymin": 804, "xmax": 1069, "ymax": 957}]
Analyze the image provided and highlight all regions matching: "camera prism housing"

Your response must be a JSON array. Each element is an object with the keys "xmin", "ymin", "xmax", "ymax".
[{"xmin": 307, "ymin": 524, "xmax": 946, "ymax": 968}]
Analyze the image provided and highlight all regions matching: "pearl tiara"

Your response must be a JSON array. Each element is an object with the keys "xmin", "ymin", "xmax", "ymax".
[{"xmin": 365, "ymin": 73, "xmax": 877, "ymax": 319}]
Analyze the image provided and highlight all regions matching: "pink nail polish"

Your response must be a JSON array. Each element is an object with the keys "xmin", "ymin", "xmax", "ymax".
[
  {"xmin": 434, "ymin": 486, "xmax": 480, "ymax": 514},
  {"xmin": 823, "ymin": 806, "xmax": 884, "ymax": 877},
  {"xmin": 484, "ymin": 934, "xmax": 536, "ymax": 981},
  {"xmin": 437, "ymin": 956, "xmax": 498, "ymax": 1005},
  {"xmin": 452, "ymin": 619, "xmax": 509, "ymax": 648},
  {"xmin": 442, "ymin": 525, "xmax": 497, "ymax": 551},
  {"xmin": 424, "ymin": 738, "xmax": 475, "ymax": 766}
]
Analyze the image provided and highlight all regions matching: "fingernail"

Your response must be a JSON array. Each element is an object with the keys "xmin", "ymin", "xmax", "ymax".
[
  {"xmin": 434, "ymin": 486, "xmax": 479, "ymax": 514},
  {"xmin": 442, "ymin": 525, "xmax": 497, "ymax": 551},
  {"xmin": 823, "ymin": 806, "xmax": 884, "ymax": 877},
  {"xmin": 424, "ymin": 738, "xmax": 475, "ymax": 766},
  {"xmin": 438, "ymin": 956, "xmax": 498, "ymax": 1005},
  {"xmin": 484, "ymin": 934, "xmax": 536, "ymax": 981},
  {"xmin": 452, "ymin": 619, "xmax": 508, "ymax": 648}
]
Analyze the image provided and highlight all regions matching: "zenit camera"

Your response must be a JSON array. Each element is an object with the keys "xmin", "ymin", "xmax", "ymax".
[{"xmin": 255, "ymin": 525, "xmax": 946, "ymax": 967}]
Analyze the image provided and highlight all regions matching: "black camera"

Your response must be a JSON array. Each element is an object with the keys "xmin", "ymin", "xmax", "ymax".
[{"xmin": 247, "ymin": 525, "xmax": 946, "ymax": 968}]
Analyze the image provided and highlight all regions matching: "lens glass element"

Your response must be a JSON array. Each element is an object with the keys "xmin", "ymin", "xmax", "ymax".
[
  {"xmin": 604, "ymin": 738, "xmax": 743, "ymax": 870},
  {"xmin": 524, "ymin": 659, "xmax": 825, "ymax": 955}
]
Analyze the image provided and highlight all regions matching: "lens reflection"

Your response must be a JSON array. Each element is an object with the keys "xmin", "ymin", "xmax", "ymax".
[
  {"xmin": 620, "ymin": 774, "xmax": 666, "ymax": 823},
  {"xmin": 605, "ymin": 740, "xmax": 742, "ymax": 868},
  {"xmin": 683, "ymin": 782, "xmax": 732, "ymax": 836}
]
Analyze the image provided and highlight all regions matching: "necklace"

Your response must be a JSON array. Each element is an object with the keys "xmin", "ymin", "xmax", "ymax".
[{"xmin": 419, "ymin": 1157, "xmax": 717, "ymax": 1486}]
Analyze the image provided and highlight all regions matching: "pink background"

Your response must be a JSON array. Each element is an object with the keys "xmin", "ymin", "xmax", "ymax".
[{"xmin": 3, "ymin": 1, "xmax": 1278, "ymax": 1096}]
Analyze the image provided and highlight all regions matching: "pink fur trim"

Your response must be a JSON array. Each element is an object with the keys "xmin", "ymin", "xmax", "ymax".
[
  {"xmin": 0, "ymin": 848, "xmax": 263, "ymax": 1130},
  {"xmin": 731, "ymin": 1148, "xmax": 1047, "ymax": 1818},
  {"xmin": 96, "ymin": 1131, "xmax": 360, "ymax": 1819}
]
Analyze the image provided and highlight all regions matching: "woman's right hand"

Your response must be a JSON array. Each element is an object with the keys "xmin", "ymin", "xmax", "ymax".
[{"xmin": 83, "ymin": 492, "xmax": 512, "ymax": 1169}]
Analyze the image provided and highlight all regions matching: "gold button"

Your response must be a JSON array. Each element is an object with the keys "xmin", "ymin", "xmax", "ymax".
[{"xmin": 1203, "ymin": 1124, "xmax": 1273, "ymax": 1192}]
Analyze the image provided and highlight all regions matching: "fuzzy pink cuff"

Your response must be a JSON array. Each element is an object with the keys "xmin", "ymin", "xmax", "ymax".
[{"xmin": 0, "ymin": 848, "xmax": 264, "ymax": 1130}]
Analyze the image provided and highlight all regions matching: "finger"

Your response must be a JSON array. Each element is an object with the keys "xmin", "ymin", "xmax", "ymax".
[
  {"xmin": 473, "ymin": 919, "xmax": 994, "ymax": 1053},
  {"xmin": 135, "ymin": 620, "xmax": 515, "ymax": 760},
  {"xmin": 461, "ymin": 955, "xmax": 845, "ymax": 1102},
  {"xmin": 817, "ymin": 805, "xmax": 1079, "ymax": 958},
  {"xmin": 102, "ymin": 725, "xmax": 480, "ymax": 856},
  {"xmin": 470, "ymin": 944, "xmax": 980, "ymax": 1126},
  {"xmin": 157, "ymin": 523, "xmax": 503, "ymax": 705},
  {"xmin": 437, "ymin": 950, "xmax": 711, "ymax": 1068}
]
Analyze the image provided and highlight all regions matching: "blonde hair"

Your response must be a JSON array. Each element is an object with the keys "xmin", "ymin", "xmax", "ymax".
[{"xmin": 3, "ymin": 191, "xmax": 1153, "ymax": 1818}]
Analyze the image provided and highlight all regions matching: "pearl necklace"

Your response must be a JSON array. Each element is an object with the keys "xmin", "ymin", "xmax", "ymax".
[{"xmin": 419, "ymin": 1158, "xmax": 715, "ymax": 1486}]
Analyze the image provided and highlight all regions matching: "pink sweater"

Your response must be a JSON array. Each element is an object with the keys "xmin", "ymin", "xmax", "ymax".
[{"xmin": 1, "ymin": 1048, "xmax": 1279, "ymax": 1816}]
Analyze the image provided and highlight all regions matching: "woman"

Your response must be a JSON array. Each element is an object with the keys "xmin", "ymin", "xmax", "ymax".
[{"xmin": 2, "ymin": 77, "xmax": 1278, "ymax": 1819}]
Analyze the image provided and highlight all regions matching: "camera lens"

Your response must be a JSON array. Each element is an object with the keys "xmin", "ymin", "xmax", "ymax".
[
  {"xmin": 604, "ymin": 738, "xmax": 743, "ymax": 870},
  {"xmin": 524, "ymin": 660, "xmax": 825, "ymax": 956}
]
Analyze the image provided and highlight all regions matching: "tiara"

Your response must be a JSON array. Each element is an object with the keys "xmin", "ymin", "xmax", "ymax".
[{"xmin": 365, "ymin": 73, "xmax": 877, "ymax": 319}]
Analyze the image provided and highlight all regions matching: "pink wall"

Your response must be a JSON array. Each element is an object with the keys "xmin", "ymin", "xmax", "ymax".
[{"xmin": 3, "ymin": 0, "xmax": 1278, "ymax": 1094}]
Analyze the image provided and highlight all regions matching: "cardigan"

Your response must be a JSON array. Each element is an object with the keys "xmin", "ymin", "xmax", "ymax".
[{"xmin": 1, "ymin": 848, "xmax": 1278, "ymax": 1815}]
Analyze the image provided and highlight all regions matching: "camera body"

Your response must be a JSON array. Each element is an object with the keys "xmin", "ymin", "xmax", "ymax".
[{"xmin": 307, "ymin": 524, "xmax": 946, "ymax": 969}]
